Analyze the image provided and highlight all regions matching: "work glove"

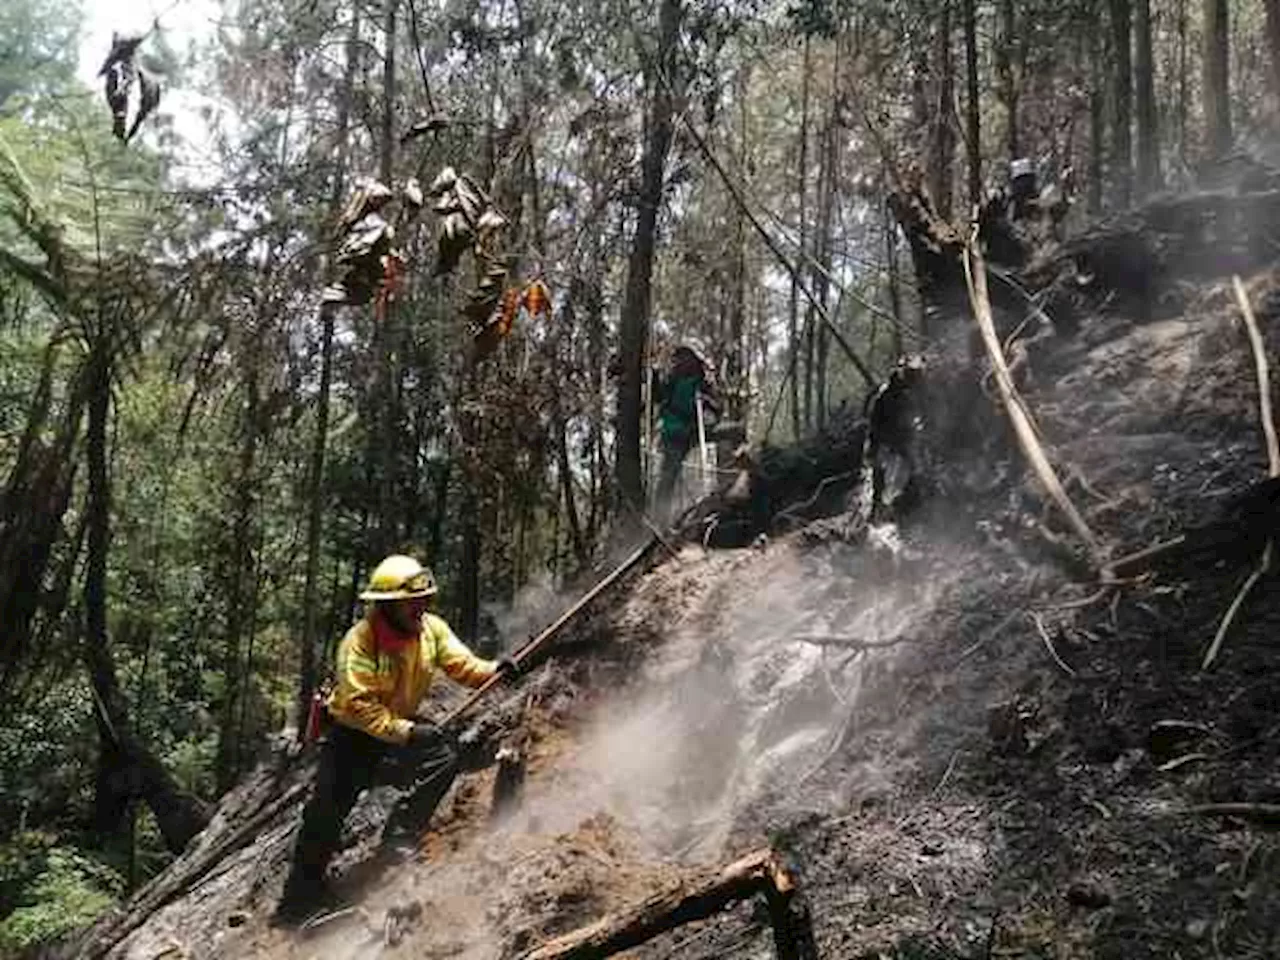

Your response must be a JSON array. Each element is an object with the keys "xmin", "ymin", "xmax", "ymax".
[
  {"xmin": 407, "ymin": 721, "xmax": 442, "ymax": 746},
  {"xmin": 494, "ymin": 655, "xmax": 521, "ymax": 683}
]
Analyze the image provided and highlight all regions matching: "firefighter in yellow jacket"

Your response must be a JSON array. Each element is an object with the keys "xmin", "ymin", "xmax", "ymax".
[{"xmin": 275, "ymin": 554, "xmax": 517, "ymax": 922}]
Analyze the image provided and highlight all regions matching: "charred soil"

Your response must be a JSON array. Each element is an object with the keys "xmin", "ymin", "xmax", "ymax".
[{"xmin": 53, "ymin": 178, "xmax": 1280, "ymax": 960}]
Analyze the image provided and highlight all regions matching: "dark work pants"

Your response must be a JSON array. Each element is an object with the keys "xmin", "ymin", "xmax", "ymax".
[
  {"xmin": 656, "ymin": 430, "xmax": 693, "ymax": 515},
  {"xmin": 280, "ymin": 723, "xmax": 457, "ymax": 905}
]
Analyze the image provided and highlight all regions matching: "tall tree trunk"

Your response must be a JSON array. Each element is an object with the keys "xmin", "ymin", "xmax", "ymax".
[
  {"xmin": 615, "ymin": 0, "xmax": 681, "ymax": 512},
  {"xmin": 930, "ymin": 0, "xmax": 955, "ymax": 220},
  {"xmin": 376, "ymin": 0, "xmax": 400, "ymax": 553},
  {"xmin": 458, "ymin": 488, "xmax": 481, "ymax": 641},
  {"xmin": 962, "ymin": 0, "xmax": 980, "ymax": 210},
  {"xmin": 788, "ymin": 36, "xmax": 810, "ymax": 441},
  {"xmin": 1266, "ymin": 0, "xmax": 1280, "ymax": 124},
  {"xmin": 1108, "ymin": 0, "xmax": 1133, "ymax": 208},
  {"xmin": 556, "ymin": 297, "xmax": 588, "ymax": 569},
  {"xmin": 215, "ymin": 327, "xmax": 260, "ymax": 793},
  {"xmin": 1201, "ymin": 0, "xmax": 1231, "ymax": 159},
  {"xmin": 727, "ymin": 66, "xmax": 750, "ymax": 424},
  {"xmin": 884, "ymin": 198, "xmax": 903, "ymax": 355},
  {"xmin": 804, "ymin": 57, "xmax": 838, "ymax": 437},
  {"xmin": 1177, "ymin": 0, "xmax": 1189, "ymax": 167},
  {"xmin": 1134, "ymin": 0, "xmax": 1159, "ymax": 196},
  {"xmin": 298, "ymin": 7, "xmax": 359, "ymax": 736},
  {"xmin": 380, "ymin": 0, "xmax": 396, "ymax": 184},
  {"xmin": 997, "ymin": 0, "xmax": 1019, "ymax": 160},
  {"xmin": 85, "ymin": 332, "xmax": 209, "ymax": 854},
  {"xmin": 1088, "ymin": 0, "xmax": 1105, "ymax": 213},
  {"xmin": 583, "ymin": 221, "xmax": 607, "ymax": 543}
]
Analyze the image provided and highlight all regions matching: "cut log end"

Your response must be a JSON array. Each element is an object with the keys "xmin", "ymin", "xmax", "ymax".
[{"xmin": 514, "ymin": 847, "xmax": 820, "ymax": 960}]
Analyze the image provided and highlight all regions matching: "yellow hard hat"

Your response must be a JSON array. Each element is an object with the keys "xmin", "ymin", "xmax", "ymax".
[{"xmin": 359, "ymin": 555, "xmax": 438, "ymax": 601}]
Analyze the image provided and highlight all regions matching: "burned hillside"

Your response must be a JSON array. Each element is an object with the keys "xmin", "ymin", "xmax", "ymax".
[{"xmin": 36, "ymin": 152, "xmax": 1280, "ymax": 960}]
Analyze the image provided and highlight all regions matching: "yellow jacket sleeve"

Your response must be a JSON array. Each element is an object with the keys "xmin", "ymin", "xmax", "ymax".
[
  {"xmin": 327, "ymin": 624, "xmax": 415, "ymax": 744},
  {"xmin": 426, "ymin": 614, "xmax": 498, "ymax": 689}
]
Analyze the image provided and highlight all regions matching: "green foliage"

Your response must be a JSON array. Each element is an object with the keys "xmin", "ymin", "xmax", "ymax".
[
  {"xmin": 0, "ymin": 681, "xmax": 97, "ymax": 833},
  {"xmin": 0, "ymin": 834, "xmax": 123, "ymax": 954},
  {"xmin": 0, "ymin": 0, "xmax": 82, "ymax": 111}
]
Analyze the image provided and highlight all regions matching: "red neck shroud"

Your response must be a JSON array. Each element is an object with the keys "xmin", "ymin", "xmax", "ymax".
[{"xmin": 371, "ymin": 608, "xmax": 417, "ymax": 653}]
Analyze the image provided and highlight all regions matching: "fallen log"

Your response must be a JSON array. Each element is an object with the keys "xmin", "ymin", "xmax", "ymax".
[{"xmin": 515, "ymin": 848, "xmax": 819, "ymax": 960}]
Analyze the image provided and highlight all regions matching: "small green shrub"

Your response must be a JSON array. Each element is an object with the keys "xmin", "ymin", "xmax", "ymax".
[{"xmin": 0, "ymin": 840, "xmax": 123, "ymax": 954}]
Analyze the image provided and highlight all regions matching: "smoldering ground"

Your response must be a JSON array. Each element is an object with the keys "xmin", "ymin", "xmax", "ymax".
[{"xmin": 301, "ymin": 531, "xmax": 971, "ymax": 959}]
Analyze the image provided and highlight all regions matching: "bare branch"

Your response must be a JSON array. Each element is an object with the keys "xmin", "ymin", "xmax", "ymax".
[
  {"xmin": 1030, "ymin": 611, "xmax": 1077, "ymax": 678},
  {"xmin": 1202, "ymin": 277, "xmax": 1277, "ymax": 671}
]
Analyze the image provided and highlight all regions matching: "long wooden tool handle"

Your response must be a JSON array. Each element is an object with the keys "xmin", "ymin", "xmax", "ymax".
[{"xmin": 440, "ymin": 537, "xmax": 656, "ymax": 727}]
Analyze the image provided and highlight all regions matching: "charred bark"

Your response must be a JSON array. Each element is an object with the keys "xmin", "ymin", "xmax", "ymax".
[{"xmin": 515, "ymin": 849, "xmax": 819, "ymax": 960}]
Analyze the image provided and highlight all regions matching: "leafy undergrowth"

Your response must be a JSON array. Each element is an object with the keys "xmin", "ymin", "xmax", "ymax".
[{"xmin": 0, "ymin": 837, "xmax": 124, "ymax": 956}]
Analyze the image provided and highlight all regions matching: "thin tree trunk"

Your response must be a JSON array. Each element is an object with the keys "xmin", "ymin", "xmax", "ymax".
[
  {"xmin": 583, "ymin": 246, "xmax": 606, "ymax": 543},
  {"xmin": 298, "ymin": 7, "xmax": 359, "ymax": 735},
  {"xmin": 215, "ymin": 327, "xmax": 260, "ymax": 793},
  {"xmin": 1088, "ymin": 0, "xmax": 1105, "ymax": 214},
  {"xmin": 559, "ymin": 413, "xmax": 588, "ymax": 568},
  {"xmin": 377, "ymin": 0, "xmax": 400, "ymax": 552},
  {"xmin": 1109, "ymin": 0, "xmax": 1133, "ymax": 208},
  {"xmin": 883, "ymin": 203, "xmax": 904, "ymax": 358},
  {"xmin": 556, "ymin": 298, "xmax": 588, "ymax": 569},
  {"xmin": 997, "ymin": 0, "xmax": 1018, "ymax": 160},
  {"xmin": 1201, "ymin": 0, "xmax": 1231, "ymax": 159},
  {"xmin": 1266, "ymin": 0, "xmax": 1280, "ymax": 124},
  {"xmin": 931, "ymin": 0, "xmax": 955, "ymax": 220},
  {"xmin": 962, "ymin": 0, "xmax": 980, "ymax": 210},
  {"xmin": 728, "ymin": 66, "xmax": 749, "ymax": 423},
  {"xmin": 1177, "ymin": 0, "xmax": 1189, "ymax": 167},
  {"xmin": 788, "ymin": 36, "xmax": 810, "ymax": 441},
  {"xmin": 459, "ymin": 489, "xmax": 481, "ymax": 640},
  {"xmin": 813, "ymin": 86, "xmax": 837, "ymax": 432},
  {"xmin": 1134, "ymin": 0, "xmax": 1159, "ymax": 196},
  {"xmin": 380, "ymin": 0, "xmax": 397, "ymax": 185},
  {"xmin": 615, "ymin": 0, "xmax": 681, "ymax": 512}
]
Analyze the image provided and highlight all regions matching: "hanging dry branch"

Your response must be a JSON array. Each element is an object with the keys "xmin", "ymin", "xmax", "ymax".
[{"xmin": 1201, "ymin": 276, "xmax": 1277, "ymax": 670}]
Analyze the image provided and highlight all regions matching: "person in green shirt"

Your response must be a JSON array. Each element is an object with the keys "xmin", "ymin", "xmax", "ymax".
[{"xmin": 654, "ymin": 345, "xmax": 719, "ymax": 515}]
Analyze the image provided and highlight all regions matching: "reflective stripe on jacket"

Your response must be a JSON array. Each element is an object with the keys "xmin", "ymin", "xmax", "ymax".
[{"xmin": 326, "ymin": 612, "xmax": 497, "ymax": 744}]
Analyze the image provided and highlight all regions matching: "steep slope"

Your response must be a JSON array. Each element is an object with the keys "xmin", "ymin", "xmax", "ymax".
[{"xmin": 61, "ymin": 189, "xmax": 1280, "ymax": 960}]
